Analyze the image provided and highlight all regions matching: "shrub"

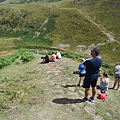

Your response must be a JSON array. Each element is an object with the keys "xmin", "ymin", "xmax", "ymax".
[
  {"xmin": 0, "ymin": 53, "xmax": 20, "ymax": 69},
  {"xmin": 20, "ymin": 52, "xmax": 35, "ymax": 62}
]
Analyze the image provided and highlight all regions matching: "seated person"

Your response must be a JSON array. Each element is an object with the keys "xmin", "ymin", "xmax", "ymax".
[
  {"xmin": 97, "ymin": 90, "xmax": 107, "ymax": 101},
  {"xmin": 56, "ymin": 51, "xmax": 62, "ymax": 59},
  {"xmin": 99, "ymin": 72, "xmax": 110, "ymax": 91},
  {"xmin": 41, "ymin": 54, "xmax": 50, "ymax": 63},
  {"xmin": 50, "ymin": 52, "xmax": 56, "ymax": 62}
]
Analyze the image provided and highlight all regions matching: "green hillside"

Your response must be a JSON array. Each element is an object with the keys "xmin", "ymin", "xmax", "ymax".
[
  {"xmin": 63, "ymin": 0, "xmax": 120, "ymax": 41},
  {"xmin": 0, "ymin": 0, "xmax": 120, "ymax": 65},
  {"xmin": 4, "ymin": 0, "xmax": 61, "ymax": 4}
]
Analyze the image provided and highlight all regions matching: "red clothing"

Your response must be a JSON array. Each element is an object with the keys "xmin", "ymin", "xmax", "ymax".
[
  {"xmin": 51, "ymin": 54, "xmax": 56, "ymax": 61},
  {"xmin": 97, "ymin": 92, "xmax": 107, "ymax": 100}
]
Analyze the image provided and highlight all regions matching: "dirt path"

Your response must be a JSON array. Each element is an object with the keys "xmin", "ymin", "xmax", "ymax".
[
  {"xmin": 0, "ymin": 54, "xmax": 119, "ymax": 120},
  {"xmin": 76, "ymin": 9, "xmax": 119, "ymax": 44}
]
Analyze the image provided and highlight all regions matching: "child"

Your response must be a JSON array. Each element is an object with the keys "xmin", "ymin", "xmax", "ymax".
[
  {"xmin": 97, "ymin": 90, "xmax": 107, "ymax": 101},
  {"xmin": 77, "ymin": 58, "xmax": 86, "ymax": 87}
]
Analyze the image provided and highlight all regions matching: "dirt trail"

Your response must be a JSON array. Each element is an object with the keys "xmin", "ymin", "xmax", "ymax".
[
  {"xmin": 0, "ymin": 54, "xmax": 119, "ymax": 120},
  {"xmin": 76, "ymin": 9, "xmax": 119, "ymax": 44}
]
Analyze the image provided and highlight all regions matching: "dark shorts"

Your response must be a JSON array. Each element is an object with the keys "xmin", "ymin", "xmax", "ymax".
[
  {"xmin": 79, "ymin": 74, "xmax": 86, "ymax": 77},
  {"xmin": 114, "ymin": 74, "xmax": 120, "ymax": 78},
  {"xmin": 84, "ymin": 74, "xmax": 98, "ymax": 88}
]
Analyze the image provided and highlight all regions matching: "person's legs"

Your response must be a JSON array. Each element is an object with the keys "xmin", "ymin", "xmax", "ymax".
[
  {"xmin": 89, "ymin": 77, "xmax": 98, "ymax": 102},
  {"xmin": 92, "ymin": 87, "xmax": 97, "ymax": 98},
  {"xmin": 77, "ymin": 77, "xmax": 81, "ymax": 86},
  {"xmin": 116, "ymin": 78, "xmax": 120, "ymax": 90},
  {"xmin": 85, "ymin": 88, "xmax": 90, "ymax": 98},
  {"xmin": 112, "ymin": 78, "xmax": 118, "ymax": 89},
  {"xmin": 83, "ymin": 76, "xmax": 91, "ymax": 102},
  {"xmin": 81, "ymin": 76, "xmax": 85, "ymax": 85}
]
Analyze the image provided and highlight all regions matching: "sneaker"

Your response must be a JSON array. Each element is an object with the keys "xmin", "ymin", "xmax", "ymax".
[
  {"xmin": 77, "ymin": 84, "xmax": 80, "ymax": 86},
  {"xmin": 82, "ymin": 84, "xmax": 84, "ymax": 87},
  {"xmin": 83, "ymin": 97, "xmax": 88, "ymax": 102},
  {"xmin": 89, "ymin": 97, "xmax": 94, "ymax": 102}
]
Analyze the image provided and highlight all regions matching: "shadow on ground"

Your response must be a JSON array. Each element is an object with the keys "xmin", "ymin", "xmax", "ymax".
[
  {"xmin": 52, "ymin": 98, "xmax": 83, "ymax": 104},
  {"xmin": 61, "ymin": 84, "xmax": 76, "ymax": 88}
]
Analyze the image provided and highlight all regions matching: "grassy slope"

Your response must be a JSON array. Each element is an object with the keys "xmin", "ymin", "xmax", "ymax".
[
  {"xmin": 45, "ymin": 8, "xmax": 108, "ymax": 49},
  {"xmin": 4, "ymin": 0, "xmax": 62, "ymax": 4},
  {"xmin": 0, "ymin": 3, "xmax": 108, "ymax": 49},
  {"xmin": 56, "ymin": 0, "xmax": 120, "ymax": 63},
  {"xmin": 58, "ymin": 0, "xmax": 120, "ymax": 41},
  {"xmin": 0, "ymin": 54, "xmax": 120, "ymax": 120},
  {"xmin": 0, "ymin": 0, "xmax": 120, "ymax": 64},
  {"xmin": 0, "ymin": 3, "xmax": 54, "ymax": 49}
]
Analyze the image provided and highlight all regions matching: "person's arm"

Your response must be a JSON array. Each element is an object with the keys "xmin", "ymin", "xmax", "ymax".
[
  {"xmin": 107, "ymin": 78, "xmax": 110, "ymax": 84},
  {"xmin": 100, "ymin": 78, "xmax": 103, "ymax": 82},
  {"xmin": 115, "ymin": 68, "xmax": 118, "ymax": 72},
  {"xmin": 115, "ymin": 66, "xmax": 118, "ymax": 72},
  {"xmin": 78, "ymin": 69, "xmax": 80, "ymax": 73},
  {"xmin": 78, "ymin": 64, "xmax": 81, "ymax": 73},
  {"xmin": 83, "ymin": 59, "xmax": 89, "ymax": 66}
]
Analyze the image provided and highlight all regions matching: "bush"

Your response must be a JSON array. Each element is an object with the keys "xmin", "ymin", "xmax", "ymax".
[
  {"xmin": 0, "ymin": 53, "xmax": 20, "ymax": 69},
  {"xmin": 21, "ymin": 52, "xmax": 35, "ymax": 62}
]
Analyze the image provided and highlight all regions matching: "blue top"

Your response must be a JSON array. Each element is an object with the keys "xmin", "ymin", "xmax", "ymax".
[
  {"xmin": 78, "ymin": 64, "xmax": 86, "ymax": 74},
  {"xmin": 83, "ymin": 57, "xmax": 102, "ymax": 76}
]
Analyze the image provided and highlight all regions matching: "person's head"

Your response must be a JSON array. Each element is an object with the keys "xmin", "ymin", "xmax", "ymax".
[
  {"xmin": 52, "ymin": 51, "xmax": 55, "ymax": 54},
  {"xmin": 101, "ymin": 90, "xmax": 106, "ymax": 93},
  {"xmin": 91, "ymin": 48, "xmax": 100, "ymax": 57},
  {"xmin": 81, "ymin": 58, "xmax": 85, "ymax": 63},
  {"xmin": 103, "ymin": 72, "xmax": 108, "ymax": 78}
]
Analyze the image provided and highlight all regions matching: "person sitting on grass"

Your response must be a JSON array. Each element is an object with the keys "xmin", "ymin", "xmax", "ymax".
[
  {"xmin": 50, "ymin": 52, "xmax": 56, "ymax": 62},
  {"xmin": 41, "ymin": 54, "xmax": 50, "ymax": 63},
  {"xmin": 56, "ymin": 51, "xmax": 62, "ymax": 59},
  {"xmin": 99, "ymin": 72, "xmax": 110, "ymax": 91},
  {"xmin": 97, "ymin": 90, "xmax": 107, "ymax": 101}
]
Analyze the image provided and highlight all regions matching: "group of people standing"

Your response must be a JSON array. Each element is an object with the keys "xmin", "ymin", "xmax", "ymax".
[
  {"xmin": 41, "ymin": 51, "xmax": 62, "ymax": 63},
  {"xmin": 76, "ymin": 48, "xmax": 120, "ymax": 102}
]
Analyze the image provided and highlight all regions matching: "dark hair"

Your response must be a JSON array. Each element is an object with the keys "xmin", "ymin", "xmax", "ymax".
[
  {"xmin": 101, "ymin": 90, "xmax": 105, "ymax": 93},
  {"xmin": 103, "ymin": 72, "xmax": 108, "ymax": 78},
  {"xmin": 41, "ymin": 57, "xmax": 45, "ymax": 59},
  {"xmin": 91, "ymin": 48, "xmax": 100, "ymax": 56}
]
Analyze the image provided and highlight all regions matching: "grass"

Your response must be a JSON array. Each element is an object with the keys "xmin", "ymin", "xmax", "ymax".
[
  {"xmin": 0, "ymin": 0, "xmax": 119, "ymax": 119},
  {"xmin": 49, "ymin": 0, "xmax": 120, "ymax": 63},
  {"xmin": 5, "ymin": 0, "xmax": 62, "ymax": 4},
  {"xmin": 0, "ymin": 52, "xmax": 119, "ymax": 120},
  {"xmin": 45, "ymin": 7, "xmax": 108, "ymax": 47}
]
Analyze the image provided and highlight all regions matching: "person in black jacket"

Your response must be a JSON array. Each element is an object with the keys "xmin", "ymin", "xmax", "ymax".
[{"xmin": 41, "ymin": 54, "xmax": 50, "ymax": 63}]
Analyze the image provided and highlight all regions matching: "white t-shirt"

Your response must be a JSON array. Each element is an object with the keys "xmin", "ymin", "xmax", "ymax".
[
  {"xmin": 115, "ymin": 65, "xmax": 120, "ymax": 74},
  {"xmin": 56, "ymin": 52, "xmax": 61, "ymax": 59}
]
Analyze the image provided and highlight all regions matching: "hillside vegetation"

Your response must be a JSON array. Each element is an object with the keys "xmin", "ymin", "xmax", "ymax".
[
  {"xmin": 0, "ymin": 0, "xmax": 120, "ymax": 65},
  {"xmin": 4, "ymin": 0, "xmax": 61, "ymax": 4}
]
